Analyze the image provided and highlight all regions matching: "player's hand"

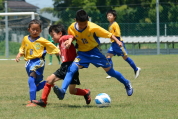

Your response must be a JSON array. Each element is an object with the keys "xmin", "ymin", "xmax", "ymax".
[
  {"xmin": 15, "ymin": 56, "xmax": 20, "ymax": 62},
  {"xmin": 64, "ymin": 40, "xmax": 71, "ymax": 49},
  {"xmin": 117, "ymin": 41, "xmax": 123, "ymax": 47},
  {"xmin": 15, "ymin": 53, "xmax": 21, "ymax": 62}
]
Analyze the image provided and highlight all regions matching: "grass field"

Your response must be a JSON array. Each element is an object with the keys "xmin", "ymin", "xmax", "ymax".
[{"xmin": 0, "ymin": 54, "xmax": 178, "ymax": 119}]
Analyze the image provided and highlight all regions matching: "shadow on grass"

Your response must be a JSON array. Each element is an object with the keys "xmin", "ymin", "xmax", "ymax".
[{"xmin": 50, "ymin": 103, "xmax": 95, "ymax": 108}]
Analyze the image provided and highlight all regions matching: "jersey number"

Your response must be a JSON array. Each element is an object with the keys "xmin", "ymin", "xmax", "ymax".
[
  {"xmin": 30, "ymin": 49, "xmax": 33, "ymax": 55},
  {"xmin": 81, "ymin": 38, "xmax": 88, "ymax": 44}
]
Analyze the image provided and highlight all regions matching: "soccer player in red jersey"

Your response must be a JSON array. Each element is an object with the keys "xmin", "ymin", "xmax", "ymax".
[{"xmin": 32, "ymin": 24, "xmax": 91, "ymax": 107}]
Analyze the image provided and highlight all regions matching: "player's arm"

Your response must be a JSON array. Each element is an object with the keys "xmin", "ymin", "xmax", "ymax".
[
  {"xmin": 15, "ymin": 39, "xmax": 25, "ymax": 62},
  {"xmin": 93, "ymin": 24, "xmax": 123, "ymax": 47},
  {"xmin": 63, "ymin": 35, "xmax": 75, "ymax": 49},
  {"xmin": 15, "ymin": 53, "xmax": 24, "ymax": 62},
  {"xmin": 110, "ymin": 35, "xmax": 122, "ymax": 47}
]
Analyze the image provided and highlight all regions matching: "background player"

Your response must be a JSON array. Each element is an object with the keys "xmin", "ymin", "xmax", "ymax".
[
  {"xmin": 32, "ymin": 24, "xmax": 91, "ymax": 107},
  {"xmin": 105, "ymin": 9, "xmax": 141, "ymax": 79},
  {"xmin": 15, "ymin": 19, "xmax": 60, "ymax": 107},
  {"xmin": 53, "ymin": 9, "xmax": 133, "ymax": 101},
  {"xmin": 47, "ymin": 34, "xmax": 61, "ymax": 65}
]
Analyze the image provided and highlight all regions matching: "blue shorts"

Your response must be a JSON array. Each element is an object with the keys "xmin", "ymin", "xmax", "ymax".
[
  {"xmin": 107, "ymin": 41, "xmax": 128, "ymax": 56},
  {"xmin": 25, "ymin": 58, "xmax": 45, "ymax": 84},
  {"xmin": 74, "ymin": 47, "xmax": 111, "ymax": 68}
]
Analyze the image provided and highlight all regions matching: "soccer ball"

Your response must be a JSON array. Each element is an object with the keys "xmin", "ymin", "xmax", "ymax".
[{"xmin": 95, "ymin": 93, "xmax": 111, "ymax": 107}]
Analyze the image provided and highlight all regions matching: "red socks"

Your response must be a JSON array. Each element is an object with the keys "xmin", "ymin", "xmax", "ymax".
[
  {"xmin": 75, "ymin": 88, "xmax": 88, "ymax": 96},
  {"xmin": 41, "ymin": 83, "xmax": 53, "ymax": 103}
]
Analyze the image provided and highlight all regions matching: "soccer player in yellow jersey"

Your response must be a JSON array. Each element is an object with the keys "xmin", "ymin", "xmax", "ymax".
[
  {"xmin": 53, "ymin": 9, "xmax": 133, "ymax": 101},
  {"xmin": 106, "ymin": 9, "xmax": 141, "ymax": 79},
  {"xmin": 15, "ymin": 19, "xmax": 60, "ymax": 107}
]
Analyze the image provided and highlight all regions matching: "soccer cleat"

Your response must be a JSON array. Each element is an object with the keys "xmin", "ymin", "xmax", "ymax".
[
  {"xmin": 48, "ymin": 62, "xmax": 52, "ymax": 65},
  {"xmin": 106, "ymin": 75, "xmax": 112, "ymax": 79},
  {"xmin": 32, "ymin": 99, "xmax": 47, "ymax": 108},
  {"xmin": 125, "ymin": 83, "xmax": 133, "ymax": 96},
  {"xmin": 26, "ymin": 102, "xmax": 37, "ymax": 107},
  {"xmin": 84, "ymin": 89, "xmax": 91, "ymax": 105},
  {"xmin": 53, "ymin": 85, "xmax": 65, "ymax": 100},
  {"xmin": 135, "ymin": 67, "xmax": 141, "ymax": 79}
]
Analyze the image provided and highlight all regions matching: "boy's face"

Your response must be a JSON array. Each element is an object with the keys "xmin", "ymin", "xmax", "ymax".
[
  {"xmin": 28, "ymin": 24, "xmax": 42, "ymax": 39},
  {"xmin": 77, "ymin": 21, "xmax": 88, "ymax": 30},
  {"xmin": 107, "ymin": 13, "xmax": 115, "ymax": 22},
  {"xmin": 50, "ymin": 30, "xmax": 62, "ymax": 43}
]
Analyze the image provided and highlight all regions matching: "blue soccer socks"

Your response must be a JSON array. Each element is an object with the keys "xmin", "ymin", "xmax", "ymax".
[
  {"xmin": 36, "ymin": 80, "xmax": 46, "ymax": 91},
  {"xmin": 106, "ymin": 68, "xmax": 129, "ymax": 85},
  {"xmin": 125, "ymin": 57, "xmax": 138, "ymax": 72},
  {"xmin": 61, "ymin": 62, "xmax": 78, "ymax": 92},
  {"xmin": 106, "ymin": 68, "xmax": 133, "ymax": 96},
  {"xmin": 28, "ymin": 76, "xmax": 37, "ymax": 101}
]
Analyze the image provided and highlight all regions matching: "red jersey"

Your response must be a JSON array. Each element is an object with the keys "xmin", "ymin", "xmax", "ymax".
[{"xmin": 58, "ymin": 35, "xmax": 76, "ymax": 62}]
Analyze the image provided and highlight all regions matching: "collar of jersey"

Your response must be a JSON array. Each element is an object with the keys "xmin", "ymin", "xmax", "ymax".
[
  {"xmin": 75, "ymin": 23, "xmax": 87, "ymax": 32},
  {"xmin": 28, "ymin": 35, "xmax": 40, "ymax": 42},
  {"xmin": 109, "ymin": 21, "xmax": 116, "ymax": 27}
]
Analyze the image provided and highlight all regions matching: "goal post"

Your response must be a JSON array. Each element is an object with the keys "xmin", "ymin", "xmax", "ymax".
[
  {"xmin": 0, "ymin": 12, "xmax": 38, "ymax": 20},
  {"xmin": 0, "ymin": 12, "xmax": 39, "ymax": 58}
]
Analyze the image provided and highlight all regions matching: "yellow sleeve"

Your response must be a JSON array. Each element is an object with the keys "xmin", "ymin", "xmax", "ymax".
[
  {"xmin": 19, "ymin": 37, "xmax": 25, "ymax": 55},
  {"xmin": 91, "ymin": 22, "xmax": 112, "ymax": 38},
  {"xmin": 42, "ymin": 38, "xmax": 60, "ymax": 54},
  {"xmin": 68, "ymin": 23, "xmax": 74, "ymax": 35}
]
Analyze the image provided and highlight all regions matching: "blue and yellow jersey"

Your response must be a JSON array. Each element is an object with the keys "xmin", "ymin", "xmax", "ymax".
[
  {"xmin": 19, "ymin": 35, "xmax": 60, "ymax": 61},
  {"xmin": 68, "ymin": 21, "xmax": 112, "ymax": 51},
  {"xmin": 108, "ymin": 21, "xmax": 123, "ymax": 42}
]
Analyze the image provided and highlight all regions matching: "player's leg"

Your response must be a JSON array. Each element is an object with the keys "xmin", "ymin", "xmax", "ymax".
[
  {"xmin": 36, "ymin": 80, "xmax": 46, "ymax": 91},
  {"xmin": 122, "ymin": 55, "xmax": 141, "ymax": 79},
  {"xmin": 69, "ymin": 84, "xmax": 91, "ymax": 105},
  {"xmin": 32, "ymin": 74, "xmax": 60, "ymax": 107},
  {"xmin": 105, "ymin": 53, "xmax": 114, "ymax": 79},
  {"xmin": 103, "ymin": 66, "xmax": 133, "ymax": 96},
  {"xmin": 90, "ymin": 47, "xmax": 133, "ymax": 96},
  {"xmin": 69, "ymin": 71, "xmax": 91, "ymax": 105},
  {"xmin": 26, "ymin": 71, "xmax": 37, "ymax": 107},
  {"xmin": 53, "ymin": 62, "xmax": 80, "ymax": 100}
]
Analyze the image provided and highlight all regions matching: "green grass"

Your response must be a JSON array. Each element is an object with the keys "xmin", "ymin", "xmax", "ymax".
[{"xmin": 0, "ymin": 54, "xmax": 178, "ymax": 119}]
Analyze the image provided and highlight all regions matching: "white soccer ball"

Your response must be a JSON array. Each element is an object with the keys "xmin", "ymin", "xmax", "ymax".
[{"xmin": 95, "ymin": 93, "xmax": 111, "ymax": 107}]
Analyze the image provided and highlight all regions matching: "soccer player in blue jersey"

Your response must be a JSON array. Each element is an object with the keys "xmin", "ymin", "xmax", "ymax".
[
  {"xmin": 15, "ymin": 19, "xmax": 60, "ymax": 107},
  {"xmin": 105, "ymin": 9, "xmax": 141, "ymax": 79},
  {"xmin": 53, "ymin": 9, "xmax": 133, "ymax": 100}
]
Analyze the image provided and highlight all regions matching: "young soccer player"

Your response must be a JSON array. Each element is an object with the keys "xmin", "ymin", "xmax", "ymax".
[
  {"xmin": 53, "ymin": 9, "xmax": 133, "ymax": 101},
  {"xmin": 105, "ymin": 9, "xmax": 141, "ymax": 79},
  {"xmin": 32, "ymin": 24, "xmax": 91, "ymax": 107},
  {"xmin": 15, "ymin": 19, "xmax": 60, "ymax": 107},
  {"xmin": 47, "ymin": 34, "xmax": 61, "ymax": 65}
]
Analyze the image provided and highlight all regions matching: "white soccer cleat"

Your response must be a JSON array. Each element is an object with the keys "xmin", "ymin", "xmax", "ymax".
[
  {"xmin": 106, "ymin": 75, "xmax": 112, "ymax": 79},
  {"xmin": 135, "ymin": 67, "xmax": 141, "ymax": 79}
]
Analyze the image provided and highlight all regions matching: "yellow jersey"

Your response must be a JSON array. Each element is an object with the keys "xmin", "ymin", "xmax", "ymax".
[
  {"xmin": 108, "ymin": 21, "xmax": 123, "ymax": 42},
  {"xmin": 19, "ymin": 35, "xmax": 60, "ymax": 61},
  {"xmin": 68, "ymin": 21, "xmax": 112, "ymax": 51}
]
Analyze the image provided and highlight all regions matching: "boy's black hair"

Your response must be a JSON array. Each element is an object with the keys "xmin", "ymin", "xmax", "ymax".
[
  {"xmin": 75, "ymin": 9, "xmax": 89, "ymax": 22},
  {"xmin": 48, "ymin": 24, "xmax": 66, "ymax": 35},
  {"xmin": 106, "ymin": 9, "xmax": 117, "ymax": 20},
  {"xmin": 28, "ymin": 19, "xmax": 42, "ymax": 29}
]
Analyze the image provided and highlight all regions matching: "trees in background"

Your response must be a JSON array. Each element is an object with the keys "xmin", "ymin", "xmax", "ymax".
[{"xmin": 41, "ymin": 0, "xmax": 178, "ymax": 35}]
